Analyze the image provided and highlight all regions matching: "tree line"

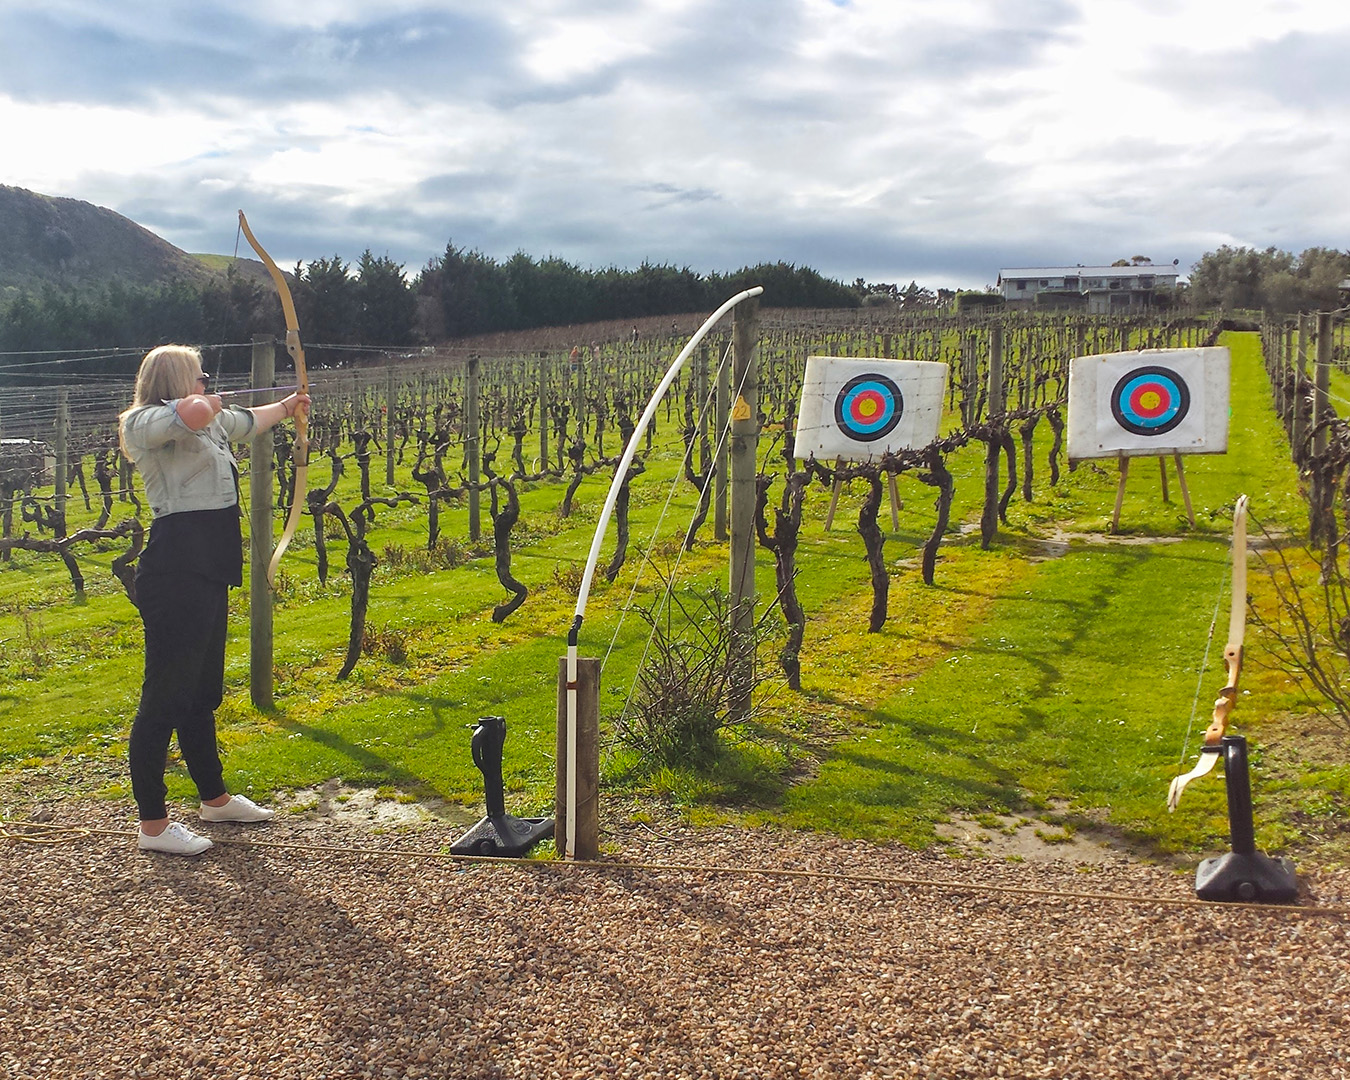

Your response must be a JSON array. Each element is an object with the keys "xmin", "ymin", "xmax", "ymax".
[
  {"xmin": 0, "ymin": 243, "xmax": 859, "ymax": 371},
  {"xmin": 6, "ymin": 240, "xmax": 1345, "ymax": 374},
  {"xmin": 1186, "ymin": 245, "xmax": 1349, "ymax": 313}
]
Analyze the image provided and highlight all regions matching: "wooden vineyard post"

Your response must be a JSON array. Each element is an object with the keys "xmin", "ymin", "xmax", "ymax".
[
  {"xmin": 249, "ymin": 334, "xmax": 275, "ymax": 710},
  {"xmin": 1271, "ymin": 323, "xmax": 1283, "ymax": 416},
  {"xmin": 1315, "ymin": 312, "xmax": 1332, "ymax": 461},
  {"xmin": 385, "ymin": 364, "xmax": 396, "ymax": 486},
  {"xmin": 54, "ymin": 390, "xmax": 68, "ymax": 532},
  {"xmin": 1282, "ymin": 322, "xmax": 1294, "ymax": 419},
  {"xmin": 467, "ymin": 353, "xmax": 481, "ymax": 542},
  {"xmin": 556, "ymin": 657, "xmax": 599, "ymax": 860},
  {"xmin": 575, "ymin": 347, "xmax": 587, "ymax": 441},
  {"xmin": 961, "ymin": 334, "xmax": 977, "ymax": 427},
  {"xmin": 0, "ymin": 403, "xmax": 8, "ymax": 565},
  {"xmin": 980, "ymin": 324, "xmax": 1004, "ymax": 549},
  {"xmin": 1292, "ymin": 314, "xmax": 1308, "ymax": 462},
  {"xmin": 1312, "ymin": 311, "xmax": 1334, "ymax": 549},
  {"xmin": 728, "ymin": 297, "xmax": 760, "ymax": 720},
  {"xmin": 538, "ymin": 353, "xmax": 549, "ymax": 471}
]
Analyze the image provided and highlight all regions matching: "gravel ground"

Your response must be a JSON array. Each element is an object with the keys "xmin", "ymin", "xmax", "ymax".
[{"xmin": 2, "ymin": 802, "xmax": 1348, "ymax": 1080}]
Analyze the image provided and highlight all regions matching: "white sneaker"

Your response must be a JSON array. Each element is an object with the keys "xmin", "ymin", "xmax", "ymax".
[
  {"xmin": 199, "ymin": 794, "xmax": 275, "ymax": 823},
  {"xmin": 139, "ymin": 822, "xmax": 213, "ymax": 856}
]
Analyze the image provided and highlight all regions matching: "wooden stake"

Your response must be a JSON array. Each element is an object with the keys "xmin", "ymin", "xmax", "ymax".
[
  {"xmin": 556, "ymin": 657, "xmax": 599, "ymax": 860},
  {"xmin": 824, "ymin": 458, "xmax": 846, "ymax": 531},
  {"xmin": 1111, "ymin": 455, "xmax": 1129, "ymax": 532},
  {"xmin": 1159, "ymin": 456, "xmax": 1170, "ymax": 503},
  {"xmin": 1172, "ymin": 451, "xmax": 1196, "ymax": 527},
  {"xmin": 888, "ymin": 473, "xmax": 901, "ymax": 532}
]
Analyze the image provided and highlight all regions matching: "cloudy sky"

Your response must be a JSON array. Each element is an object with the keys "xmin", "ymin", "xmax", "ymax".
[{"xmin": 2, "ymin": 0, "xmax": 1347, "ymax": 292}]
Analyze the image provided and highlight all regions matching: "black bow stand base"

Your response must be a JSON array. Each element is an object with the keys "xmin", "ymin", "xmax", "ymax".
[
  {"xmin": 450, "ymin": 715, "xmax": 555, "ymax": 858},
  {"xmin": 1194, "ymin": 736, "xmax": 1298, "ymax": 903}
]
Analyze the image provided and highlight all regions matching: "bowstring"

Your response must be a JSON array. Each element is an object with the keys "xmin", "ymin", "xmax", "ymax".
[
  {"xmin": 1177, "ymin": 543, "xmax": 1231, "ymax": 765},
  {"xmin": 599, "ymin": 336, "xmax": 744, "ymax": 758},
  {"xmin": 601, "ymin": 335, "xmax": 735, "ymax": 670},
  {"xmin": 226, "ymin": 216, "xmax": 255, "ymax": 537}
]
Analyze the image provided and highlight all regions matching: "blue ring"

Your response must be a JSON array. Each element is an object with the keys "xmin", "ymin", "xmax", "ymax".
[
  {"xmin": 834, "ymin": 375, "xmax": 902, "ymax": 442},
  {"xmin": 1109, "ymin": 366, "xmax": 1190, "ymax": 437}
]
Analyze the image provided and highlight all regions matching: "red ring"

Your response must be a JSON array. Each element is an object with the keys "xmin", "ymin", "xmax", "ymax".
[{"xmin": 1128, "ymin": 381, "xmax": 1172, "ymax": 419}]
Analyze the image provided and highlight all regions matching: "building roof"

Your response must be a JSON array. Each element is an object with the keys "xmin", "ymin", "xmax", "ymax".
[{"xmin": 999, "ymin": 265, "xmax": 1178, "ymax": 280}]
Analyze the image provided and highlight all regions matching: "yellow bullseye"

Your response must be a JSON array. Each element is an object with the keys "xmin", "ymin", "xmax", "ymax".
[
  {"xmin": 1139, "ymin": 390, "xmax": 1162, "ymax": 411},
  {"xmin": 858, "ymin": 398, "xmax": 878, "ymax": 419}
]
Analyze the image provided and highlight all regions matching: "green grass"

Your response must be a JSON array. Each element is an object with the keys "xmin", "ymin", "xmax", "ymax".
[
  {"xmin": 778, "ymin": 536, "xmax": 1247, "ymax": 849},
  {"xmin": 2, "ymin": 330, "xmax": 1347, "ymax": 864}
]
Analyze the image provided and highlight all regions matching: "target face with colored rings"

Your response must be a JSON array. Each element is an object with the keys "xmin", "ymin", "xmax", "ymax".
[
  {"xmin": 1110, "ymin": 366, "xmax": 1190, "ymax": 437},
  {"xmin": 834, "ymin": 373, "xmax": 903, "ymax": 442}
]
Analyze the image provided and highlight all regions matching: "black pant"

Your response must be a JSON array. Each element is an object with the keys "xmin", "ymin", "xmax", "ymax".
[{"xmin": 129, "ymin": 572, "xmax": 229, "ymax": 821}]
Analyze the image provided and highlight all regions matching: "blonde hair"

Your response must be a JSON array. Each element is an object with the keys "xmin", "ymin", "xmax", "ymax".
[{"xmin": 118, "ymin": 345, "xmax": 205, "ymax": 458}]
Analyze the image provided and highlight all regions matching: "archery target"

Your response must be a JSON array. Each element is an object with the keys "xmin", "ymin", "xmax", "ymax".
[
  {"xmin": 794, "ymin": 357, "xmax": 946, "ymax": 462},
  {"xmin": 1067, "ymin": 347, "xmax": 1229, "ymax": 459},
  {"xmin": 1110, "ymin": 366, "xmax": 1190, "ymax": 436},
  {"xmin": 835, "ymin": 373, "xmax": 903, "ymax": 442}
]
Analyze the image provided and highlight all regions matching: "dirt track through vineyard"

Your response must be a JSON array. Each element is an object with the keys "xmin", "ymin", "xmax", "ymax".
[{"xmin": 3, "ymin": 802, "xmax": 1348, "ymax": 1080}]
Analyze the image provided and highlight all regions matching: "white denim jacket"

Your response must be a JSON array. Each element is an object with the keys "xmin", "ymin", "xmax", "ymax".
[{"xmin": 120, "ymin": 403, "xmax": 256, "ymax": 518}]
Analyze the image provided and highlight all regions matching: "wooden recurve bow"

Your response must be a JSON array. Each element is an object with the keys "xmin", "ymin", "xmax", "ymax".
[
  {"xmin": 237, "ymin": 210, "xmax": 310, "ymax": 590},
  {"xmin": 1168, "ymin": 494, "xmax": 1248, "ymax": 811}
]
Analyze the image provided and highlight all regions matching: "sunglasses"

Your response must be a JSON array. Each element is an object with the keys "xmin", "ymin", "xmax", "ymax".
[{"xmin": 194, "ymin": 372, "xmax": 211, "ymax": 385}]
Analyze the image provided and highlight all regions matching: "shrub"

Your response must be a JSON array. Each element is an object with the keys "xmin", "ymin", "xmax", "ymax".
[{"xmin": 617, "ymin": 583, "xmax": 772, "ymax": 772}]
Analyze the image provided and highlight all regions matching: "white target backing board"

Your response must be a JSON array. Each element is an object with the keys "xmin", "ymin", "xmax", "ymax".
[
  {"xmin": 1066, "ymin": 347, "xmax": 1230, "ymax": 460},
  {"xmin": 792, "ymin": 356, "xmax": 947, "ymax": 462}
]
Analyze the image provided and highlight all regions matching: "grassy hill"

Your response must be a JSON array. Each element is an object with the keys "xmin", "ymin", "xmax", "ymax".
[{"xmin": 0, "ymin": 186, "xmax": 270, "ymax": 298}]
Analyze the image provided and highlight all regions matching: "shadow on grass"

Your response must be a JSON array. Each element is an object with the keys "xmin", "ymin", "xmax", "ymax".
[
  {"xmin": 272, "ymin": 685, "xmax": 469, "ymax": 799},
  {"xmin": 825, "ymin": 745, "xmax": 1027, "ymax": 812},
  {"xmin": 781, "ymin": 540, "xmax": 1232, "ymax": 834}
]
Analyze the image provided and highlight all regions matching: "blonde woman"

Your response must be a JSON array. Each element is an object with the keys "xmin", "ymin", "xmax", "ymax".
[{"xmin": 119, "ymin": 345, "xmax": 309, "ymax": 855}]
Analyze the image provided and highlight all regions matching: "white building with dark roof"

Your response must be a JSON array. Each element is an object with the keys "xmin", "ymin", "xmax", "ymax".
[{"xmin": 997, "ymin": 264, "xmax": 1180, "ymax": 313}]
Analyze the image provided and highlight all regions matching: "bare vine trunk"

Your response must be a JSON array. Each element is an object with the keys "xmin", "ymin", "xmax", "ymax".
[
  {"xmin": 918, "ymin": 448, "xmax": 953, "ymax": 586},
  {"xmin": 1046, "ymin": 406, "xmax": 1064, "ymax": 486},
  {"xmin": 490, "ymin": 478, "xmax": 528, "ymax": 623},
  {"xmin": 1019, "ymin": 416, "xmax": 1038, "ymax": 502},
  {"xmin": 980, "ymin": 432, "xmax": 1000, "ymax": 550},
  {"xmin": 858, "ymin": 474, "xmax": 888, "ymax": 632},
  {"xmin": 755, "ymin": 471, "xmax": 808, "ymax": 689},
  {"xmin": 998, "ymin": 430, "xmax": 1018, "ymax": 523}
]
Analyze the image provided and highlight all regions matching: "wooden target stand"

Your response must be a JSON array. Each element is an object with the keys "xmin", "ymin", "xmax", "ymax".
[
  {"xmin": 822, "ymin": 458, "xmax": 904, "ymax": 531},
  {"xmin": 1111, "ymin": 451, "xmax": 1196, "ymax": 532}
]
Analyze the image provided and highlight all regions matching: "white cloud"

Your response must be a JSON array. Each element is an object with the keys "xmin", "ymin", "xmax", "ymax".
[
  {"xmin": 0, "ymin": 96, "xmax": 233, "ymax": 191},
  {"xmin": 1, "ymin": 0, "xmax": 1346, "ymax": 289}
]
